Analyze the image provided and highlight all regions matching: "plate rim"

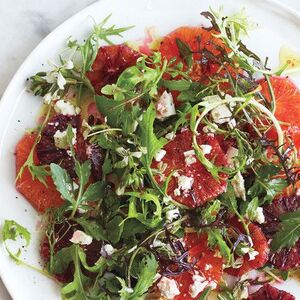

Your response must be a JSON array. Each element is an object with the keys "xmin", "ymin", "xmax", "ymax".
[{"xmin": 0, "ymin": 0, "xmax": 299, "ymax": 299}]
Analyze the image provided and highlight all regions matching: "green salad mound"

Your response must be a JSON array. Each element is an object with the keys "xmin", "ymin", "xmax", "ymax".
[{"xmin": 2, "ymin": 7, "xmax": 300, "ymax": 300}]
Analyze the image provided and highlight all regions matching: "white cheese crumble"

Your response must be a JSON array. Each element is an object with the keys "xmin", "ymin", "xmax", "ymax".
[
  {"xmin": 53, "ymin": 128, "xmax": 77, "ymax": 149},
  {"xmin": 248, "ymin": 250, "xmax": 259, "ymax": 261},
  {"xmin": 231, "ymin": 171, "xmax": 246, "ymax": 201},
  {"xmin": 154, "ymin": 149, "xmax": 167, "ymax": 162},
  {"xmin": 100, "ymin": 244, "xmax": 116, "ymax": 257},
  {"xmin": 184, "ymin": 150, "xmax": 197, "ymax": 166},
  {"xmin": 165, "ymin": 132, "xmax": 176, "ymax": 140},
  {"xmin": 156, "ymin": 91, "xmax": 176, "ymax": 119},
  {"xmin": 205, "ymin": 264, "xmax": 212, "ymax": 271},
  {"xmin": 254, "ymin": 207, "xmax": 265, "ymax": 224},
  {"xmin": 226, "ymin": 146, "xmax": 239, "ymax": 166},
  {"xmin": 200, "ymin": 144, "xmax": 212, "ymax": 155},
  {"xmin": 174, "ymin": 188, "xmax": 181, "ymax": 196},
  {"xmin": 177, "ymin": 175, "xmax": 194, "ymax": 192},
  {"xmin": 189, "ymin": 275, "xmax": 208, "ymax": 298},
  {"xmin": 70, "ymin": 230, "xmax": 93, "ymax": 245},
  {"xmin": 54, "ymin": 99, "xmax": 81, "ymax": 116},
  {"xmin": 157, "ymin": 276, "xmax": 180, "ymax": 300},
  {"xmin": 151, "ymin": 239, "xmax": 165, "ymax": 248},
  {"xmin": 211, "ymin": 104, "xmax": 232, "ymax": 124},
  {"xmin": 166, "ymin": 208, "xmax": 180, "ymax": 222}
]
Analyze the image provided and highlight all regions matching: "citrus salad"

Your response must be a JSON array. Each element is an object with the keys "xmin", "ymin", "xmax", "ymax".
[{"xmin": 2, "ymin": 7, "xmax": 300, "ymax": 300}]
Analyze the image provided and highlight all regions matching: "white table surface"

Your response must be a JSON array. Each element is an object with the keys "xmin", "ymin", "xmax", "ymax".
[{"xmin": 0, "ymin": 0, "xmax": 300, "ymax": 299}]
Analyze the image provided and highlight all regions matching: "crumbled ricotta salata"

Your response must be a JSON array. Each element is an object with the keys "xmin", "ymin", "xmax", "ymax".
[
  {"xmin": 70, "ymin": 230, "xmax": 93, "ymax": 245},
  {"xmin": 254, "ymin": 207, "xmax": 265, "ymax": 224},
  {"xmin": 53, "ymin": 127, "xmax": 77, "ymax": 149},
  {"xmin": 189, "ymin": 275, "xmax": 208, "ymax": 298},
  {"xmin": 211, "ymin": 104, "xmax": 232, "ymax": 124},
  {"xmin": 248, "ymin": 250, "xmax": 259, "ymax": 261},
  {"xmin": 231, "ymin": 171, "xmax": 246, "ymax": 201},
  {"xmin": 156, "ymin": 91, "xmax": 176, "ymax": 119},
  {"xmin": 157, "ymin": 276, "xmax": 180, "ymax": 300},
  {"xmin": 226, "ymin": 146, "xmax": 239, "ymax": 166},
  {"xmin": 166, "ymin": 208, "xmax": 180, "ymax": 222},
  {"xmin": 165, "ymin": 131, "xmax": 176, "ymax": 140},
  {"xmin": 184, "ymin": 150, "xmax": 197, "ymax": 166},
  {"xmin": 100, "ymin": 244, "xmax": 116, "ymax": 257},
  {"xmin": 154, "ymin": 149, "xmax": 167, "ymax": 162},
  {"xmin": 200, "ymin": 144, "xmax": 212, "ymax": 155},
  {"xmin": 177, "ymin": 175, "xmax": 194, "ymax": 192},
  {"xmin": 54, "ymin": 99, "xmax": 81, "ymax": 116}
]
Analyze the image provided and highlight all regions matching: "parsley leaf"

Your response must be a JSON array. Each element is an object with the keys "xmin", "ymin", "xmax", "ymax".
[{"xmin": 271, "ymin": 210, "xmax": 300, "ymax": 252}]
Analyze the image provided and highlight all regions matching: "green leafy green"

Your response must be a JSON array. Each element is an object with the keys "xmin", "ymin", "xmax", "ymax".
[
  {"xmin": 138, "ymin": 103, "xmax": 167, "ymax": 191},
  {"xmin": 2, "ymin": 220, "xmax": 31, "ymax": 247},
  {"xmin": 207, "ymin": 228, "xmax": 232, "ymax": 265},
  {"xmin": 201, "ymin": 200, "xmax": 221, "ymax": 225},
  {"xmin": 119, "ymin": 254, "xmax": 158, "ymax": 300},
  {"xmin": 248, "ymin": 164, "xmax": 288, "ymax": 204},
  {"xmin": 125, "ymin": 191, "xmax": 162, "ymax": 228},
  {"xmin": 271, "ymin": 210, "xmax": 300, "ymax": 252},
  {"xmin": 50, "ymin": 163, "xmax": 75, "ymax": 203}
]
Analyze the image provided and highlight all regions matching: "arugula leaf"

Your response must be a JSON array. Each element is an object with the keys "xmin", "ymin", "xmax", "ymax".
[
  {"xmin": 50, "ymin": 163, "xmax": 74, "ymax": 203},
  {"xmin": 2, "ymin": 220, "xmax": 31, "ymax": 247},
  {"xmin": 125, "ymin": 191, "xmax": 162, "ymax": 228},
  {"xmin": 1, "ymin": 220, "xmax": 37, "ymax": 269},
  {"xmin": 51, "ymin": 246, "xmax": 74, "ymax": 274},
  {"xmin": 161, "ymin": 79, "xmax": 191, "ymax": 91},
  {"xmin": 198, "ymin": 287, "xmax": 212, "ymax": 300},
  {"xmin": 201, "ymin": 200, "xmax": 221, "ymax": 225},
  {"xmin": 138, "ymin": 103, "xmax": 167, "ymax": 190},
  {"xmin": 75, "ymin": 217, "xmax": 107, "ymax": 241},
  {"xmin": 107, "ymin": 216, "xmax": 124, "ymax": 244},
  {"xmin": 61, "ymin": 245, "xmax": 91, "ymax": 300},
  {"xmin": 248, "ymin": 164, "xmax": 288, "ymax": 204},
  {"xmin": 243, "ymin": 197, "xmax": 259, "ymax": 221},
  {"xmin": 207, "ymin": 228, "xmax": 232, "ymax": 265},
  {"xmin": 96, "ymin": 95, "xmax": 141, "ymax": 135},
  {"xmin": 119, "ymin": 254, "xmax": 158, "ymax": 300},
  {"xmin": 81, "ymin": 181, "xmax": 105, "ymax": 203},
  {"xmin": 219, "ymin": 184, "xmax": 238, "ymax": 213},
  {"xmin": 75, "ymin": 160, "xmax": 91, "ymax": 190},
  {"xmin": 271, "ymin": 210, "xmax": 300, "ymax": 252}
]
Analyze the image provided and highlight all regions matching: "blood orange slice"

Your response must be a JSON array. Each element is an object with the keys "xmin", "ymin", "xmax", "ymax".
[
  {"xmin": 168, "ymin": 233, "xmax": 223, "ymax": 300},
  {"xmin": 152, "ymin": 129, "xmax": 228, "ymax": 208},
  {"xmin": 259, "ymin": 77, "xmax": 300, "ymax": 151},
  {"xmin": 225, "ymin": 221, "xmax": 269, "ymax": 276},
  {"xmin": 86, "ymin": 44, "xmax": 140, "ymax": 93},
  {"xmin": 159, "ymin": 26, "xmax": 236, "ymax": 83},
  {"xmin": 15, "ymin": 133, "xmax": 63, "ymax": 213}
]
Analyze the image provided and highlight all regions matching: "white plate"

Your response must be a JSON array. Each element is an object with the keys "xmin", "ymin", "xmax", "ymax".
[{"xmin": 0, "ymin": 0, "xmax": 300, "ymax": 299}]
